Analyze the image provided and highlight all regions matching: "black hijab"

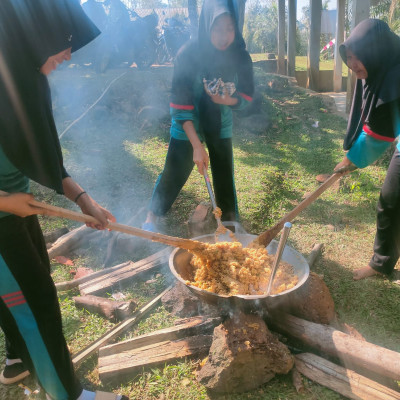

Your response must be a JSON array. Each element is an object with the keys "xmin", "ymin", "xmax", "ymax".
[
  {"xmin": 0, "ymin": 0, "xmax": 100, "ymax": 193},
  {"xmin": 340, "ymin": 19, "xmax": 400, "ymax": 150},
  {"xmin": 197, "ymin": 0, "xmax": 252, "ymax": 137}
]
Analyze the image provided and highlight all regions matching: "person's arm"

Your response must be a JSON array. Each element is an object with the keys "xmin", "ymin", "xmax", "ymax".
[
  {"xmin": 345, "ymin": 130, "xmax": 392, "ymax": 168},
  {"xmin": 182, "ymin": 120, "xmax": 209, "ymax": 175},
  {"xmin": 62, "ymin": 177, "xmax": 116, "ymax": 229},
  {"xmin": 0, "ymin": 192, "xmax": 38, "ymax": 217},
  {"xmin": 334, "ymin": 130, "xmax": 391, "ymax": 172},
  {"xmin": 230, "ymin": 50, "xmax": 254, "ymax": 111}
]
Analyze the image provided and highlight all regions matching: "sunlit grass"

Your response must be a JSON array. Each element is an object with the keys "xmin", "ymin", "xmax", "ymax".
[{"xmin": 251, "ymin": 54, "xmax": 349, "ymax": 76}]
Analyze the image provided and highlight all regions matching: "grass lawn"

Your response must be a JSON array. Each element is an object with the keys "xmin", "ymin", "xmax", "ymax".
[
  {"xmin": 251, "ymin": 54, "xmax": 349, "ymax": 76},
  {"xmin": 0, "ymin": 65, "xmax": 398, "ymax": 399}
]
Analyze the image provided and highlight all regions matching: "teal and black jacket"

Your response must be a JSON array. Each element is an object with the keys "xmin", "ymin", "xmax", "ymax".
[{"xmin": 169, "ymin": 38, "xmax": 254, "ymax": 141}]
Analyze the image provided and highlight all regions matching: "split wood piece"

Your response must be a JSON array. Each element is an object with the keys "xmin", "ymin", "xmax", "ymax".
[
  {"xmin": 22, "ymin": 196, "xmax": 206, "ymax": 252},
  {"xmin": 266, "ymin": 313, "xmax": 400, "ymax": 381},
  {"xmin": 99, "ymin": 316, "xmax": 221, "ymax": 358},
  {"xmin": 79, "ymin": 248, "xmax": 170, "ymax": 296},
  {"xmin": 251, "ymin": 172, "xmax": 345, "ymax": 248},
  {"xmin": 48, "ymin": 225, "xmax": 99, "ymax": 259},
  {"xmin": 56, "ymin": 248, "xmax": 169, "ymax": 292},
  {"xmin": 73, "ymin": 295, "xmax": 137, "ymax": 321},
  {"xmin": 291, "ymin": 367, "xmax": 306, "ymax": 394},
  {"xmin": 56, "ymin": 260, "xmax": 131, "ymax": 292},
  {"xmin": 307, "ymin": 243, "xmax": 324, "ymax": 268},
  {"xmin": 99, "ymin": 334, "xmax": 213, "ymax": 383},
  {"xmin": 295, "ymin": 353, "xmax": 400, "ymax": 400},
  {"xmin": 71, "ymin": 286, "xmax": 172, "ymax": 367}
]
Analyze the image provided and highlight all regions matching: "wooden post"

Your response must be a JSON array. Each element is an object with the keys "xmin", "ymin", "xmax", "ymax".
[
  {"xmin": 333, "ymin": 0, "xmax": 345, "ymax": 92},
  {"xmin": 307, "ymin": 0, "xmax": 322, "ymax": 91},
  {"xmin": 277, "ymin": 0, "xmax": 286, "ymax": 75},
  {"xmin": 346, "ymin": 0, "xmax": 371, "ymax": 112},
  {"xmin": 287, "ymin": 0, "xmax": 297, "ymax": 77},
  {"xmin": 188, "ymin": 0, "xmax": 198, "ymax": 39}
]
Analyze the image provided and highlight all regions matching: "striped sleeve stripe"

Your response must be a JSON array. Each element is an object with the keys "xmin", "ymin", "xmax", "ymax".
[
  {"xmin": 363, "ymin": 124, "xmax": 395, "ymax": 143},
  {"xmin": 6, "ymin": 299, "xmax": 27, "ymax": 308},
  {"xmin": 2, "ymin": 290, "xmax": 23, "ymax": 298},
  {"xmin": 170, "ymin": 103, "xmax": 194, "ymax": 110},
  {"xmin": 238, "ymin": 92, "xmax": 253, "ymax": 102},
  {"xmin": 1, "ymin": 292, "xmax": 26, "ymax": 308}
]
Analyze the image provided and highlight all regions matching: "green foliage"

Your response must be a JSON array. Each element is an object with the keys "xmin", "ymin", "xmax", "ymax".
[
  {"xmin": 243, "ymin": 1, "xmax": 278, "ymax": 53},
  {"xmin": 371, "ymin": 0, "xmax": 400, "ymax": 34}
]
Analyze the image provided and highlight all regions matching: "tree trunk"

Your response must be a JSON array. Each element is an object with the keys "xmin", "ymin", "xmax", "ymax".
[
  {"xmin": 277, "ymin": 0, "xmax": 286, "ymax": 75},
  {"xmin": 236, "ymin": 0, "xmax": 246, "ymax": 34}
]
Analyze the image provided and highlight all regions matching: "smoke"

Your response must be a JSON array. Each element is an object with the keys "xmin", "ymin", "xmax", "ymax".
[{"xmin": 46, "ymin": 52, "xmax": 172, "ymax": 272}]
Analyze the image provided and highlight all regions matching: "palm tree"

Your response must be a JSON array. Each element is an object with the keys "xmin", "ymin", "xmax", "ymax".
[
  {"xmin": 389, "ymin": 0, "xmax": 400, "ymax": 33},
  {"xmin": 370, "ymin": 0, "xmax": 400, "ymax": 34}
]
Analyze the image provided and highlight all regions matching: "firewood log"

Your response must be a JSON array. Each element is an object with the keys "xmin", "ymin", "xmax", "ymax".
[
  {"xmin": 73, "ymin": 295, "xmax": 137, "ymax": 321},
  {"xmin": 47, "ymin": 225, "xmax": 98, "ymax": 259},
  {"xmin": 266, "ymin": 313, "xmax": 400, "ymax": 381},
  {"xmin": 291, "ymin": 367, "xmax": 306, "ymax": 394},
  {"xmin": 72, "ymin": 286, "xmax": 172, "ymax": 367},
  {"xmin": 55, "ymin": 261, "xmax": 131, "ymax": 292},
  {"xmin": 295, "ymin": 353, "xmax": 400, "ymax": 400}
]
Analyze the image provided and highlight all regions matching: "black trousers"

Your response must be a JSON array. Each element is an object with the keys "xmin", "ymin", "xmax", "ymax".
[
  {"xmin": 0, "ymin": 215, "xmax": 82, "ymax": 400},
  {"xmin": 149, "ymin": 136, "xmax": 238, "ymax": 221},
  {"xmin": 369, "ymin": 148, "xmax": 400, "ymax": 275}
]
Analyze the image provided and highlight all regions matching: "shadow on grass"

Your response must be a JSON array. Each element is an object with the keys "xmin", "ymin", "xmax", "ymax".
[{"xmin": 312, "ymin": 252, "xmax": 400, "ymax": 353}]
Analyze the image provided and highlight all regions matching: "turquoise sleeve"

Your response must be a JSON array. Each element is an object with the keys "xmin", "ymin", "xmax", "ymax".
[
  {"xmin": 347, "ymin": 131, "xmax": 391, "ymax": 168},
  {"xmin": 170, "ymin": 108, "xmax": 195, "ymax": 122},
  {"xmin": 230, "ymin": 94, "xmax": 251, "ymax": 111}
]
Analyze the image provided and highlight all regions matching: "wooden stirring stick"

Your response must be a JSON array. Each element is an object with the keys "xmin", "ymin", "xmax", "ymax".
[
  {"xmin": 0, "ymin": 191, "xmax": 205, "ymax": 252},
  {"xmin": 250, "ymin": 166, "xmax": 356, "ymax": 248}
]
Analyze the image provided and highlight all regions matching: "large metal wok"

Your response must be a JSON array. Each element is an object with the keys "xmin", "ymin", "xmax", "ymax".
[{"xmin": 169, "ymin": 229, "xmax": 310, "ymax": 313}]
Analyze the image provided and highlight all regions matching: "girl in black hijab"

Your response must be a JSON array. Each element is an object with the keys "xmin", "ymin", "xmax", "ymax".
[
  {"xmin": 334, "ymin": 19, "xmax": 400, "ymax": 280},
  {"xmin": 0, "ymin": 1, "xmax": 127, "ymax": 399},
  {"xmin": 143, "ymin": 0, "xmax": 254, "ymax": 231}
]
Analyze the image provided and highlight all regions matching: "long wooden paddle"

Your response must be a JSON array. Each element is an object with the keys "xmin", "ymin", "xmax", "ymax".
[
  {"xmin": 0, "ymin": 191, "xmax": 205, "ymax": 252},
  {"xmin": 250, "ymin": 167, "xmax": 356, "ymax": 248}
]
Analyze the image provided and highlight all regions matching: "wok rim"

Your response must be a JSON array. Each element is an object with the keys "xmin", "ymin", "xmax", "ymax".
[{"xmin": 169, "ymin": 233, "xmax": 310, "ymax": 301}]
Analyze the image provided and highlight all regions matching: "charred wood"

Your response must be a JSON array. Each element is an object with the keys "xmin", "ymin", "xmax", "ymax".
[{"xmin": 73, "ymin": 295, "xmax": 137, "ymax": 321}]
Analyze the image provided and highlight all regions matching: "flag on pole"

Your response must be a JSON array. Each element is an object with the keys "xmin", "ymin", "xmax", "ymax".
[{"xmin": 320, "ymin": 38, "xmax": 336, "ymax": 53}]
